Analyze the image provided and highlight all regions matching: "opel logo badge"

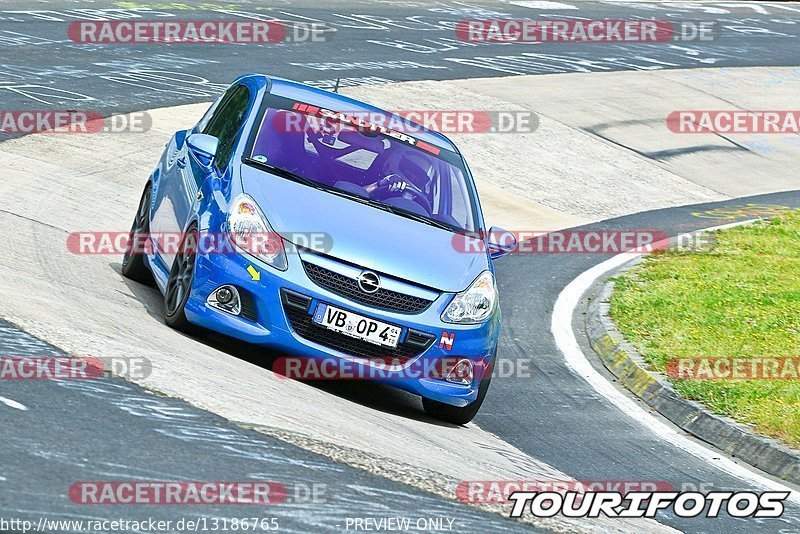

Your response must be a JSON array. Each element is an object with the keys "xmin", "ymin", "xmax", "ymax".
[{"xmin": 357, "ymin": 271, "xmax": 381, "ymax": 294}]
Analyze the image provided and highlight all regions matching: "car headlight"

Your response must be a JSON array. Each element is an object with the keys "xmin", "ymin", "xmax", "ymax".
[
  {"xmin": 442, "ymin": 270, "xmax": 497, "ymax": 324},
  {"xmin": 227, "ymin": 194, "xmax": 287, "ymax": 271}
]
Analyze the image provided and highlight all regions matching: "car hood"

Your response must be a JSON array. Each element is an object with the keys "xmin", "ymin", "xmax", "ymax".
[{"xmin": 240, "ymin": 165, "xmax": 487, "ymax": 293}]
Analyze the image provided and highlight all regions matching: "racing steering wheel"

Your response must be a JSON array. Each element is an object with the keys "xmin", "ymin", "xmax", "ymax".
[{"xmin": 372, "ymin": 180, "xmax": 433, "ymax": 214}]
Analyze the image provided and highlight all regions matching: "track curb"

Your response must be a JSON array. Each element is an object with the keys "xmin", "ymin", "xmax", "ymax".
[{"xmin": 585, "ymin": 265, "xmax": 800, "ymax": 486}]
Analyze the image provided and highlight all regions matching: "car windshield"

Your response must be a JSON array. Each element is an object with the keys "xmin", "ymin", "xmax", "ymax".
[{"xmin": 248, "ymin": 97, "xmax": 478, "ymax": 232}]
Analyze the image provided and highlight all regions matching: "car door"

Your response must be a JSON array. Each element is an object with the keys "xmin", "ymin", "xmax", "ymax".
[{"xmin": 150, "ymin": 83, "xmax": 252, "ymax": 270}]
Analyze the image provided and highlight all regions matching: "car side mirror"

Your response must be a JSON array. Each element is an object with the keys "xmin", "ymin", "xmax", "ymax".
[
  {"xmin": 487, "ymin": 226, "xmax": 516, "ymax": 259},
  {"xmin": 186, "ymin": 133, "xmax": 219, "ymax": 169}
]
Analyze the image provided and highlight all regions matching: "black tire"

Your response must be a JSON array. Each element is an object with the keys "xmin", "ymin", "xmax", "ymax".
[
  {"xmin": 121, "ymin": 184, "xmax": 155, "ymax": 285},
  {"xmin": 422, "ymin": 357, "xmax": 495, "ymax": 425},
  {"xmin": 164, "ymin": 225, "xmax": 198, "ymax": 333}
]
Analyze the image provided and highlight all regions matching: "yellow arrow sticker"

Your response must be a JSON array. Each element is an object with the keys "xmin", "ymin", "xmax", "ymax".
[{"xmin": 247, "ymin": 265, "xmax": 261, "ymax": 281}]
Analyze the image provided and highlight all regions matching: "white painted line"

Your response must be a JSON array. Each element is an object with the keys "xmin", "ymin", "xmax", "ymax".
[
  {"xmin": 551, "ymin": 221, "xmax": 800, "ymax": 504},
  {"xmin": 508, "ymin": 1, "xmax": 579, "ymax": 9},
  {"xmin": 0, "ymin": 396, "xmax": 27, "ymax": 411}
]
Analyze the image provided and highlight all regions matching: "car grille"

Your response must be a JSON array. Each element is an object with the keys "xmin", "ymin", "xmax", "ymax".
[
  {"xmin": 302, "ymin": 261, "xmax": 435, "ymax": 314},
  {"xmin": 281, "ymin": 290, "xmax": 435, "ymax": 366}
]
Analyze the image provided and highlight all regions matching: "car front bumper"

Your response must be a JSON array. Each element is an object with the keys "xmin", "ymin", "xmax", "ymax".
[{"xmin": 183, "ymin": 241, "xmax": 500, "ymax": 407}]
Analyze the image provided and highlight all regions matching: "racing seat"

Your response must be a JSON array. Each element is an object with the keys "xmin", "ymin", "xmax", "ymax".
[
  {"xmin": 306, "ymin": 127, "xmax": 388, "ymax": 188},
  {"xmin": 398, "ymin": 157, "xmax": 432, "ymax": 192}
]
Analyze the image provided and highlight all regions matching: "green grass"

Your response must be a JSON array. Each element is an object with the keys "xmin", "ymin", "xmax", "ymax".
[{"xmin": 610, "ymin": 211, "xmax": 800, "ymax": 448}]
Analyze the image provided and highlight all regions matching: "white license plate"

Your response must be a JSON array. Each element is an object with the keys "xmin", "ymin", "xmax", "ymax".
[{"xmin": 312, "ymin": 303, "xmax": 402, "ymax": 348}]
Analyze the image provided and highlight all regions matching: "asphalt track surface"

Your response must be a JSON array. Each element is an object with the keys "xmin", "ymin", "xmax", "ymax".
[
  {"xmin": 1, "ymin": 0, "xmax": 800, "ymax": 117},
  {"xmin": 0, "ymin": 321, "xmax": 532, "ymax": 533},
  {"xmin": 1, "ymin": 0, "xmax": 800, "ymax": 533}
]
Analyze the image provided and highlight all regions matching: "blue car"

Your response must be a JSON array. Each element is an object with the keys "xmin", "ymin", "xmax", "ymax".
[{"xmin": 122, "ymin": 74, "xmax": 516, "ymax": 424}]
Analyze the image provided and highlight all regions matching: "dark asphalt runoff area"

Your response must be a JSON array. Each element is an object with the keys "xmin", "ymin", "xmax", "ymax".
[{"xmin": 1, "ymin": 0, "xmax": 800, "ymax": 532}]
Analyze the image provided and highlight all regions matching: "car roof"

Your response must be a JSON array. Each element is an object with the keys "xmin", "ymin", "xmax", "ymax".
[{"xmin": 249, "ymin": 75, "xmax": 460, "ymax": 154}]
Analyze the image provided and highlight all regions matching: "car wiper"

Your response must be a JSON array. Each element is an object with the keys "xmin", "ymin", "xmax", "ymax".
[
  {"xmin": 370, "ymin": 202, "xmax": 454, "ymax": 231},
  {"xmin": 399, "ymin": 211, "xmax": 454, "ymax": 231},
  {"xmin": 325, "ymin": 187, "xmax": 377, "ymax": 206},
  {"xmin": 243, "ymin": 158, "xmax": 325, "ymax": 190}
]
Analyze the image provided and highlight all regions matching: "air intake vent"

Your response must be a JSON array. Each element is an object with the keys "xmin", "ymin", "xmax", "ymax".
[
  {"xmin": 238, "ymin": 289, "xmax": 259, "ymax": 322},
  {"xmin": 404, "ymin": 329, "xmax": 435, "ymax": 349},
  {"xmin": 281, "ymin": 289, "xmax": 312, "ymax": 312}
]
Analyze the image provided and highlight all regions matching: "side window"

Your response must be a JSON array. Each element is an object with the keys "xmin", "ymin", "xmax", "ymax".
[
  {"xmin": 195, "ymin": 89, "xmax": 230, "ymax": 133},
  {"xmin": 202, "ymin": 85, "xmax": 251, "ymax": 172},
  {"xmin": 450, "ymin": 170, "xmax": 468, "ymax": 224}
]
